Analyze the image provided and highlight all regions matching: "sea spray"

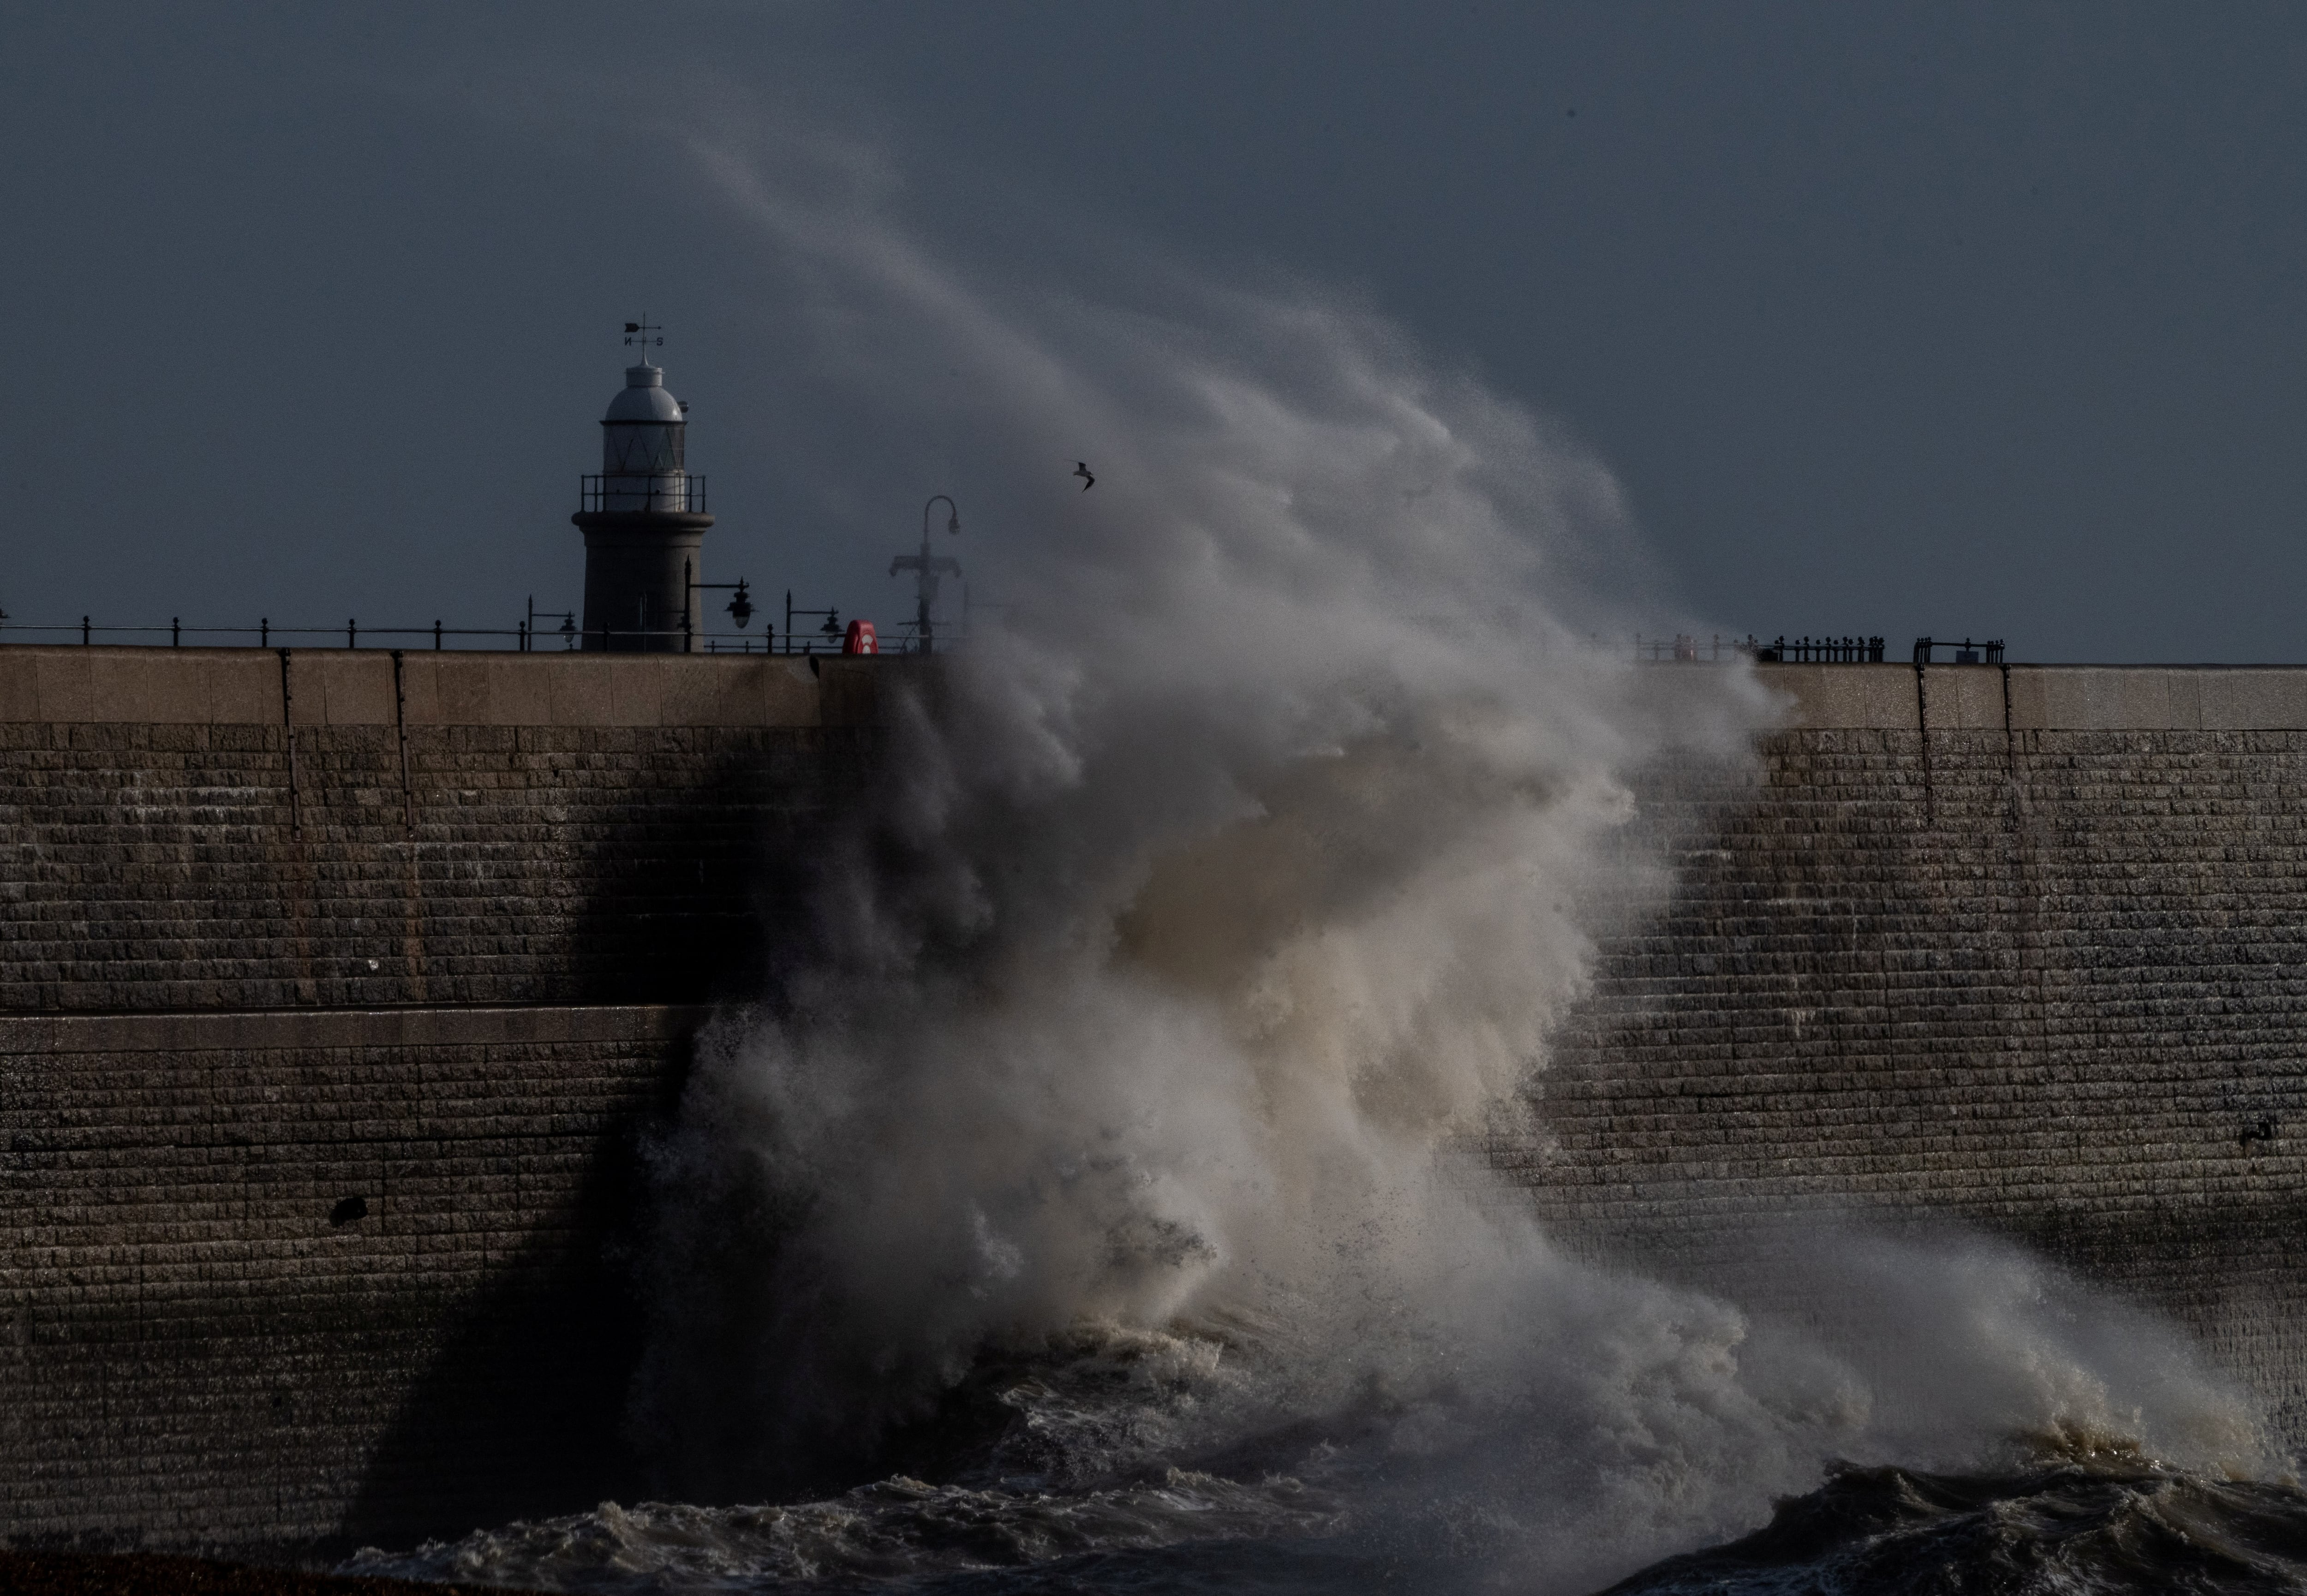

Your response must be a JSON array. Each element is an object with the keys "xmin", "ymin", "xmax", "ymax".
[
  {"xmin": 634, "ymin": 126, "xmax": 1779, "ymax": 1508},
  {"xmin": 354, "ymin": 135, "xmax": 2277, "ymax": 1594}
]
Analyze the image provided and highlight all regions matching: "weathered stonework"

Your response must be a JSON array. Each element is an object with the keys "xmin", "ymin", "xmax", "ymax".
[
  {"xmin": 1, "ymin": 1005, "xmax": 693, "ymax": 1550},
  {"xmin": 1502, "ymin": 667, "xmax": 2307, "ymax": 1438},
  {"xmin": 8, "ymin": 652, "xmax": 2307, "ymax": 1552},
  {"xmin": 0, "ymin": 649, "xmax": 885, "ymax": 1553},
  {"xmin": 0, "ymin": 650, "xmax": 877, "ymax": 1012}
]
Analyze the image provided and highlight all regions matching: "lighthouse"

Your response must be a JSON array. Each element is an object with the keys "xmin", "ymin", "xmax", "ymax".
[{"xmin": 571, "ymin": 345, "xmax": 713, "ymax": 651}]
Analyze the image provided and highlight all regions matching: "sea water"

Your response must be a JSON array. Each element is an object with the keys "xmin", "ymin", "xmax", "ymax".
[{"xmin": 347, "ymin": 1335, "xmax": 2307, "ymax": 1595}]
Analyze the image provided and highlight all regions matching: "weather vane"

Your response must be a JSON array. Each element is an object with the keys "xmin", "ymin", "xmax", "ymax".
[{"xmin": 622, "ymin": 315, "xmax": 663, "ymax": 358}]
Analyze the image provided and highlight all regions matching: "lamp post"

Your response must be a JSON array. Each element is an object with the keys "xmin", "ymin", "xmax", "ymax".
[
  {"xmin": 890, "ymin": 494, "xmax": 961, "ymax": 655},
  {"xmin": 526, "ymin": 596, "xmax": 577, "ymax": 655},
  {"xmin": 681, "ymin": 561, "xmax": 755, "ymax": 653}
]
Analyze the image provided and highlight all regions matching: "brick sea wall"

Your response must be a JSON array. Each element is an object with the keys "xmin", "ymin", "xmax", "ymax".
[
  {"xmin": 8, "ymin": 653, "xmax": 2307, "ymax": 1552},
  {"xmin": 0, "ymin": 649, "xmax": 888, "ymax": 1553},
  {"xmin": 1501, "ymin": 666, "xmax": 2307, "ymax": 1438},
  {"xmin": 0, "ymin": 649, "xmax": 882, "ymax": 1011},
  {"xmin": 2, "ymin": 1005, "xmax": 693, "ymax": 1550}
]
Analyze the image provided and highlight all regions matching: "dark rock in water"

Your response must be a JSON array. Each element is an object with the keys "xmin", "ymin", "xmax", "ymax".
[{"xmin": 1598, "ymin": 1461, "xmax": 2307, "ymax": 1596}]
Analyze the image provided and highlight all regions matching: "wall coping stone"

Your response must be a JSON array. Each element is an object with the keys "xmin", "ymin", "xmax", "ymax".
[
  {"xmin": 4, "ymin": 649, "xmax": 2299, "ymax": 732},
  {"xmin": 0, "ymin": 647, "xmax": 895, "ymax": 729},
  {"xmin": 1755, "ymin": 663, "xmax": 2307, "ymax": 732}
]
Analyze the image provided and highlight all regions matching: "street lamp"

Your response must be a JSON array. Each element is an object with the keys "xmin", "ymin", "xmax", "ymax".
[
  {"xmin": 527, "ymin": 595, "xmax": 578, "ymax": 654},
  {"xmin": 682, "ymin": 560, "xmax": 756, "ymax": 652},
  {"xmin": 890, "ymin": 494, "xmax": 961, "ymax": 655}
]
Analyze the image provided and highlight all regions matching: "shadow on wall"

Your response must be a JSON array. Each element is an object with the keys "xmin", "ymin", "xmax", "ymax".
[
  {"xmin": 332, "ymin": 1049, "xmax": 684, "ymax": 1552},
  {"xmin": 337, "ymin": 733, "xmax": 885, "ymax": 1547},
  {"xmin": 555, "ymin": 727, "xmax": 887, "ymax": 1006}
]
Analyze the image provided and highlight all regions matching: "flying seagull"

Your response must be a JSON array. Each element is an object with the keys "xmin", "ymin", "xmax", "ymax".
[{"xmin": 1074, "ymin": 461, "xmax": 1095, "ymax": 491}]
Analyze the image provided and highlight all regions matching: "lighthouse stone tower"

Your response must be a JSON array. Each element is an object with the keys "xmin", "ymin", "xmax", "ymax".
[{"xmin": 572, "ymin": 361, "xmax": 713, "ymax": 651}]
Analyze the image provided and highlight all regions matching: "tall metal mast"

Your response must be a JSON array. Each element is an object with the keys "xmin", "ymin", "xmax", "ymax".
[{"xmin": 890, "ymin": 494, "xmax": 961, "ymax": 654}]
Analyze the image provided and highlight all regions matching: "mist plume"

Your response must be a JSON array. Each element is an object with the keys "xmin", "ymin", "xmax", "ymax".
[{"xmin": 618, "ymin": 131, "xmax": 2267, "ymax": 1590}]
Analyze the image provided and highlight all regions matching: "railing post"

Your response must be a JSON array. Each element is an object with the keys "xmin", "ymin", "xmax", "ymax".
[
  {"xmin": 261, "ymin": 619, "xmax": 269, "ymax": 647},
  {"xmin": 82, "ymin": 616, "xmax": 90, "ymax": 645},
  {"xmin": 435, "ymin": 620, "xmax": 443, "ymax": 651},
  {"xmin": 172, "ymin": 618, "xmax": 180, "ymax": 647},
  {"xmin": 348, "ymin": 619, "xmax": 358, "ymax": 649}
]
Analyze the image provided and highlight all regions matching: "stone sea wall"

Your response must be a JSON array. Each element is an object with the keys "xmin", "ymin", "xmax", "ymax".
[
  {"xmin": 1505, "ymin": 663, "xmax": 2307, "ymax": 1438},
  {"xmin": 0, "ymin": 647, "xmax": 880, "ymax": 1011},
  {"xmin": 6, "ymin": 651, "xmax": 2307, "ymax": 1553},
  {"xmin": 0, "ymin": 648, "xmax": 885, "ymax": 1553},
  {"xmin": 3, "ymin": 1004, "xmax": 690, "ymax": 1549}
]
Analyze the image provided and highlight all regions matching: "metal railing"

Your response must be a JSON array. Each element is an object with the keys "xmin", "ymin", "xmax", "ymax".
[
  {"xmin": 1635, "ymin": 633, "xmax": 1888, "ymax": 663},
  {"xmin": 557, "ymin": 624, "xmax": 930, "ymax": 653},
  {"xmin": 0, "ymin": 617, "xmax": 528, "ymax": 649},
  {"xmin": 1912, "ymin": 636, "xmax": 2005, "ymax": 665},
  {"xmin": 1636, "ymin": 634, "xmax": 2010, "ymax": 665},
  {"xmin": 578, "ymin": 475, "xmax": 708, "ymax": 514},
  {"xmin": 0, "ymin": 613, "xmax": 934, "ymax": 655},
  {"xmin": 1754, "ymin": 635, "xmax": 1887, "ymax": 664}
]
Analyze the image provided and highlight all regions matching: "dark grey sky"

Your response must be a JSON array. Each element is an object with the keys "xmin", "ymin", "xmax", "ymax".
[{"xmin": 6, "ymin": 3, "xmax": 2304, "ymax": 660}]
